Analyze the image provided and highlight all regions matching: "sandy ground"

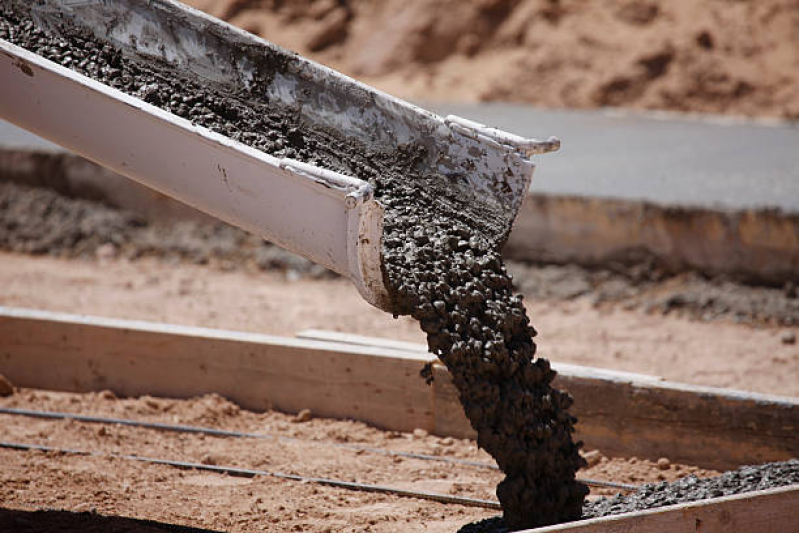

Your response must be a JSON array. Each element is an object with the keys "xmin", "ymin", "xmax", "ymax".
[
  {"xmin": 183, "ymin": 0, "xmax": 799, "ymax": 119},
  {"xmin": 0, "ymin": 242, "xmax": 794, "ymax": 531},
  {"xmin": 0, "ymin": 388, "xmax": 718, "ymax": 533},
  {"xmin": 1, "ymin": 251, "xmax": 797, "ymax": 397}
]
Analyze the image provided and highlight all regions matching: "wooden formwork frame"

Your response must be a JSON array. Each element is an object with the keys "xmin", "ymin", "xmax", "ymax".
[
  {"xmin": 526, "ymin": 485, "xmax": 797, "ymax": 533},
  {"xmin": 2, "ymin": 306, "xmax": 795, "ymax": 470},
  {"xmin": 1, "ymin": 305, "xmax": 797, "ymax": 532}
]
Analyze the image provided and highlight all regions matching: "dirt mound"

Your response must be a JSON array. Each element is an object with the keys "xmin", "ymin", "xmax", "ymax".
[
  {"xmin": 2, "ymin": 181, "xmax": 797, "ymax": 325},
  {"xmin": 0, "ymin": 181, "xmax": 328, "ymax": 277},
  {"xmin": 183, "ymin": 0, "xmax": 799, "ymax": 119}
]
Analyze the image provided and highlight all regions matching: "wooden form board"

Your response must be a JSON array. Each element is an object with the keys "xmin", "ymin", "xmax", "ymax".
[
  {"xmin": 1, "ymin": 306, "xmax": 797, "ymax": 471},
  {"xmin": 433, "ymin": 363, "xmax": 798, "ymax": 472},
  {"xmin": 0, "ymin": 307, "xmax": 436, "ymax": 433},
  {"xmin": 524, "ymin": 485, "xmax": 799, "ymax": 533},
  {"xmin": 299, "ymin": 329, "xmax": 799, "ymax": 471}
]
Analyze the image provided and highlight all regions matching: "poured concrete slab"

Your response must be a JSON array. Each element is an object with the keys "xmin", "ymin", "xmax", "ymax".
[
  {"xmin": 428, "ymin": 104, "xmax": 799, "ymax": 212},
  {"xmin": 0, "ymin": 119, "xmax": 60, "ymax": 151}
]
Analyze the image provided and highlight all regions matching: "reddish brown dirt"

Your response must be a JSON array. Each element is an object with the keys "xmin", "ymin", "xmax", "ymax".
[
  {"xmin": 0, "ymin": 251, "xmax": 791, "ymax": 530},
  {"xmin": 0, "ymin": 388, "xmax": 718, "ymax": 532},
  {"xmin": 183, "ymin": 0, "xmax": 799, "ymax": 119}
]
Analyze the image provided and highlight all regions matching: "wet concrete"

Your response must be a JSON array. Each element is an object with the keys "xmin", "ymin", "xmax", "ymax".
[
  {"xmin": 377, "ymin": 160, "xmax": 588, "ymax": 529},
  {"xmin": 459, "ymin": 459, "xmax": 799, "ymax": 532},
  {"xmin": 582, "ymin": 459, "xmax": 799, "ymax": 519}
]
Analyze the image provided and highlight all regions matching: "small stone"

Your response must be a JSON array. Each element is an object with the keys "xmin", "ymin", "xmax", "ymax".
[
  {"xmin": 582, "ymin": 450, "xmax": 602, "ymax": 468},
  {"xmin": 781, "ymin": 331, "xmax": 796, "ymax": 345},
  {"xmin": 292, "ymin": 408, "xmax": 312, "ymax": 423},
  {"xmin": 784, "ymin": 282, "xmax": 797, "ymax": 299},
  {"xmin": 95, "ymin": 243, "xmax": 117, "ymax": 260},
  {"xmin": 0, "ymin": 374, "xmax": 14, "ymax": 397},
  {"xmin": 144, "ymin": 398, "xmax": 161, "ymax": 410},
  {"xmin": 98, "ymin": 389, "xmax": 117, "ymax": 401},
  {"xmin": 657, "ymin": 457, "xmax": 671, "ymax": 470},
  {"xmin": 439, "ymin": 437, "xmax": 454, "ymax": 446},
  {"xmin": 200, "ymin": 454, "xmax": 218, "ymax": 466},
  {"xmin": 413, "ymin": 428, "xmax": 429, "ymax": 439},
  {"xmin": 96, "ymin": 426, "xmax": 108, "ymax": 437}
]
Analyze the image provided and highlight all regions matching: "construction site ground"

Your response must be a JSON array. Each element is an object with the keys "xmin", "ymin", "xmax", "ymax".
[
  {"xmin": 2, "ymin": 1, "xmax": 798, "ymax": 526},
  {"xmin": 0, "ymin": 383, "xmax": 720, "ymax": 533},
  {"xmin": 2, "ymin": 250, "xmax": 797, "ymax": 398},
  {"xmin": 0, "ymin": 245, "xmax": 795, "ymax": 531}
]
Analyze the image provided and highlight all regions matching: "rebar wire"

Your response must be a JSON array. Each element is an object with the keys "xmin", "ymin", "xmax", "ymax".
[
  {"xmin": 0, "ymin": 440, "xmax": 502, "ymax": 510},
  {"xmin": 0, "ymin": 406, "xmax": 639, "ymax": 492}
]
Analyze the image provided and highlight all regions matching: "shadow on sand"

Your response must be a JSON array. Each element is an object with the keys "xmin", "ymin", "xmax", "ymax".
[{"xmin": 0, "ymin": 508, "xmax": 226, "ymax": 533}]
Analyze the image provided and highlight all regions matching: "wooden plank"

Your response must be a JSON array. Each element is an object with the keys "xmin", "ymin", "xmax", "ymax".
[
  {"xmin": 431, "ymin": 364, "xmax": 798, "ymax": 471},
  {"xmin": 297, "ymin": 329, "xmax": 432, "ymax": 355},
  {"xmin": 0, "ymin": 306, "xmax": 436, "ymax": 433},
  {"xmin": 523, "ymin": 485, "xmax": 799, "ymax": 533},
  {"xmin": 297, "ymin": 329, "xmax": 665, "ymax": 382},
  {"xmin": 307, "ymin": 330, "xmax": 797, "ymax": 470},
  {"xmin": 2, "ymin": 307, "xmax": 797, "ymax": 470}
]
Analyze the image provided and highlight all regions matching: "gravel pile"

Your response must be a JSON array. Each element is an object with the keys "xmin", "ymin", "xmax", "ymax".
[
  {"xmin": 459, "ymin": 459, "xmax": 799, "ymax": 531},
  {"xmin": 0, "ymin": 181, "xmax": 328, "ymax": 277}
]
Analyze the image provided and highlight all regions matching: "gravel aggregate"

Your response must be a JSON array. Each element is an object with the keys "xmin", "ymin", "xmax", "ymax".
[{"xmin": 459, "ymin": 460, "xmax": 799, "ymax": 531}]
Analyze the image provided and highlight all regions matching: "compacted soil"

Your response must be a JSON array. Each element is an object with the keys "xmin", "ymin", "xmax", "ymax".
[{"xmin": 0, "ymin": 387, "xmax": 723, "ymax": 533}]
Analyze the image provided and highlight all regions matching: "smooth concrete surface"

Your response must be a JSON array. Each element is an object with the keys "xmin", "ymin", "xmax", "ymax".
[
  {"xmin": 428, "ymin": 104, "xmax": 799, "ymax": 212},
  {"xmin": 0, "ymin": 120, "xmax": 61, "ymax": 151}
]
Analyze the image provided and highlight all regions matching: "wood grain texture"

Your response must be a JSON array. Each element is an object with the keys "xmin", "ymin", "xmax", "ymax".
[
  {"xmin": 524, "ymin": 485, "xmax": 799, "ymax": 533},
  {"xmin": 2, "ymin": 307, "xmax": 797, "ymax": 470},
  {"xmin": 0, "ymin": 307, "xmax": 435, "ymax": 432},
  {"xmin": 430, "ymin": 363, "xmax": 798, "ymax": 470}
]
